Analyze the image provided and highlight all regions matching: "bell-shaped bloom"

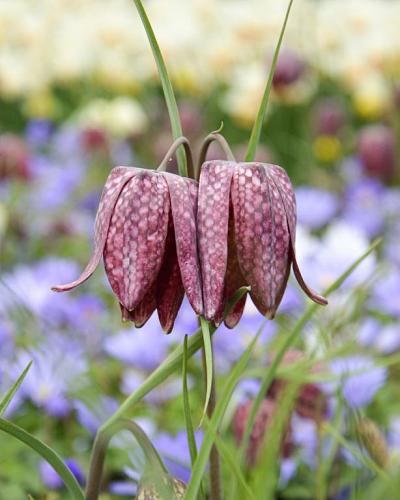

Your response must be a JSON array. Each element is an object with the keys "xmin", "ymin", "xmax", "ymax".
[
  {"xmin": 197, "ymin": 161, "xmax": 327, "ymax": 327},
  {"xmin": 52, "ymin": 166, "xmax": 203, "ymax": 333}
]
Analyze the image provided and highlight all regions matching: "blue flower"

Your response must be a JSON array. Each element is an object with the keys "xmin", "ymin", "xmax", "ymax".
[
  {"xmin": 296, "ymin": 186, "xmax": 339, "ymax": 229},
  {"xmin": 39, "ymin": 458, "xmax": 84, "ymax": 490},
  {"xmin": 329, "ymin": 356, "xmax": 387, "ymax": 409},
  {"xmin": 103, "ymin": 318, "xmax": 171, "ymax": 371},
  {"xmin": 342, "ymin": 178, "xmax": 385, "ymax": 238},
  {"xmin": 153, "ymin": 430, "xmax": 203, "ymax": 483},
  {"xmin": 370, "ymin": 266, "xmax": 400, "ymax": 317},
  {"xmin": 13, "ymin": 337, "xmax": 87, "ymax": 417}
]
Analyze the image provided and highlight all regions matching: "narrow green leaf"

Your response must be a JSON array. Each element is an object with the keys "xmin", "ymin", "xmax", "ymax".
[
  {"xmin": 212, "ymin": 433, "xmax": 256, "ymax": 500},
  {"xmin": 184, "ymin": 328, "xmax": 262, "ymax": 500},
  {"xmin": 323, "ymin": 422, "xmax": 388, "ymax": 480},
  {"xmin": 100, "ymin": 286, "xmax": 252, "ymax": 430},
  {"xmin": 245, "ymin": 0, "xmax": 294, "ymax": 162},
  {"xmin": 0, "ymin": 361, "xmax": 31, "ymax": 416},
  {"xmin": 223, "ymin": 286, "xmax": 250, "ymax": 318},
  {"xmin": 0, "ymin": 418, "xmax": 84, "ymax": 500},
  {"xmin": 131, "ymin": 0, "xmax": 187, "ymax": 177},
  {"xmin": 238, "ymin": 238, "xmax": 382, "ymax": 470},
  {"xmin": 199, "ymin": 316, "xmax": 213, "ymax": 425},
  {"xmin": 182, "ymin": 335, "xmax": 198, "ymax": 466}
]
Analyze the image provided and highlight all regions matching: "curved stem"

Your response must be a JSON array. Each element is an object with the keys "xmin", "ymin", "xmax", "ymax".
[
  {"xmin": 85, "ymin": 288, "xmax": 249, "ymax": 499},
  {"xmin": 196, "ymin": 133, "xmax": 236, "ymax": 181},
  {"xmin": 85, "ymin": 418, "xmax": 166, "ymax": 500},
  {"xmin": 132, "ymin": 0, "xmax": 187, "ymax": 177},
  {"xmin": 0, "ymin": 418, "xmax": 84, "ymax": 500},
  {"xmin": 201, "ymin": 341, "xmax": 221, "ymax": 500},
  {"xmin": 157, "ymin": 137, "xmax": 194, "ymax": 179}
]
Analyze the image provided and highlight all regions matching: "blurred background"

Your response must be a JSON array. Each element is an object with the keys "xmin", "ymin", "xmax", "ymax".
[{"xmin": 1, "ymin": 0, "xmax": 400, "ymax": 498}]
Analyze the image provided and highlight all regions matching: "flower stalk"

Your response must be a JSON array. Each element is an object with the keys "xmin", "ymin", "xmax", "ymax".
[{"xmin": 85, "ymin": 418, "xmax": 167, "ymax": 500}]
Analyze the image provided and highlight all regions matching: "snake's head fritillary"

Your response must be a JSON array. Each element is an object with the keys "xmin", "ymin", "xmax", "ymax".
[
  {"xmin": 197, "ymin": 160, "xmax": 327, "ymax": 327},
  {"xmin": 52, "ymin": 165, "xmax": 203, "ymax": 333}
]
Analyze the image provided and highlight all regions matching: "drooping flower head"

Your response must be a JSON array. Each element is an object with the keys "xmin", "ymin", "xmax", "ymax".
[
  {"xmin": 52, "ymin": 138, "xmax": 203, "ymax": 333},
  {"xmin": 197, "ymin": 157, "xmax": 327, "ymax": 327}
]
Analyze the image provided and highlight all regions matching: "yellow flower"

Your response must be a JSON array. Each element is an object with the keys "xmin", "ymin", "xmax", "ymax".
[{"xmin": 313, "ymin": 135, "xmax": 342, "ymax": 164}]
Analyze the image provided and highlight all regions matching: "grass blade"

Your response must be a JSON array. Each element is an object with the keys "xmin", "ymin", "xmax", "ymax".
[
  {"xmin": 182, "ymin": 335, "xmax": 199, "ymax": 466},
  {"xmin": 199, "ymin": 316, "xmax": 213, "ymax": 424},
  {"xmin": 245, "ymin": 0, "xmax": 294, "ymax": 162},
  {"xmin": 100, "ymin": 287, "xmax": 251, "ymax": 431},
  {"xmin": 0, "ymin": 417, "xmax": 84, "ymax": 500},
  {"xmin": 131, "ymin": 0, "xmax": 187, "ymax": 177},
  {"xmin": 238, "ymin": 238, "xmax": 382, "ymax": 471},
  {"xmin": 0, "ymin": 361, "xmax": 31, "ymax": 416},
  {"xmin": 323, "ymin": 422, "xmax": 388, "ymax": 480},
  {"xmin": 212, "ymin": 433, "xmax": 256, "ymax": 500},
  {"xmin": 184, "ymin": 327, "xmax": 263, "ymax": 500}
]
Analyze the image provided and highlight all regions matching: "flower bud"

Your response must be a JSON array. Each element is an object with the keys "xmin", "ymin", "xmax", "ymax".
[
  {"xmin": 312, "ymin": 98, "xmax": 346, "ymax": 136},
  {"xmin": 137, "ymin": 476, "xmax": 186, "ymax": 499},
  {"xmin": 358, "ymin": 125, "xmax": 395, "ymax": 181},
  {"xmin": 0, "ymin": 134, "xmax": 30, "ymax": 181},
  {"xmin": 233, "ymin": 398, "xmax": 293, "ymax": 466},
  {"xmin": 272, "ymin": 50, "xmax": 306, "ymax": 89},
  {"xmin": 358, "ymin": 418, "xmax": 390, "ymax": 469}
]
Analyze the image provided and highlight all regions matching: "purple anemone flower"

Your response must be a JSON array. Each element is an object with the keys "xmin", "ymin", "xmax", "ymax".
[
  {"xmin": 52, "ymin": 165, "xmax": 203, "ymax": 333},
  {"xmin": 197, "ymin": 161, "xmax": 327, "ymax": 327}
]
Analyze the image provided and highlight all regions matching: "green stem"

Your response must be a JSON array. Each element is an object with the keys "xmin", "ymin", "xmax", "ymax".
[
  {"xmin": 85, "ymin": 418, "xmax": 166, "ymax": 500},
  {"xmin": 245, "ymin": 0, "xmax": 294, "ymax": 162},
  {"xmin": 0, "ymin": 418, "xmax": 84, "ymax": 500},
  {"xmin": 157, "ymin": 136, "xmax": 194, "ymax": 178},
  {"xmin": 201, "ymin": 338, "xmax": 221, "ymax": 500},
  {"xmin": 197, "ymin": 133, "xmax": 236, "ymax": 180},
  {"xmin": 86, "ymin": 289, "xmax": 248, "ymax": 496},
  {"xmin": 132, "ymin": 0, "xmax": 187, "ymax": 177}
]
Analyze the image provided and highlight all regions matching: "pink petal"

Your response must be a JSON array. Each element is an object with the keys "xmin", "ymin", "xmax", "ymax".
[
  {"xmin": 163, "ymin": 173, "xmax": 203, "ymax": 316},
  {"xmin": 52, "ymin": 167, "xmax": 136, "ymax": 292},
  {"xmin": 197, "ymin": 161, "xmax": 235, "ymax": 321},
  {"xmin": 267, "ymin": 165, "xmax": 328, "ymax": 306},
  {"xmin": 104, "ymin": 171, "xmax": 170, "ymax": 310},
  {"xmin": 214, "ymin": 206, "xmax": 247, "ymax": 328},
  {"xmin": 231, "ymin": 163, "xmax": 291, "ymax": 318},
  {"xmin": 156, "ymin": 219, "xmax": 185, "ymax": 334},
  {"xmin": 129, "ymin": 285, "xmax": 157, "ymax": 328}
]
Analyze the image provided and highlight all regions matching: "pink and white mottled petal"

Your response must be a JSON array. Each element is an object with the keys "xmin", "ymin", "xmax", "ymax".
[
  {"xmin": 52, "ymin": 167, "xmax": 136, "ymax": 292},
  {"xmin": 104, "ymin": 171, "xmax": 170, "ymax": 310},
  {"xmin": 267, "ymin": 165, "xmax": 327, "ymax": 306},
  {"xmin": 263, "ymin": 167, "xmax": 291, "ymax": 315},
  {"xmin": 267, "ymin": 164, "xmax": 297, "ymax": 242},
  {"xmin": 130, "ymin": 285, "xmax": 157, "ymax": 328},
  {"xmin": 232, "ymin": 163, "xmax": 272, "ymax": 316},
  {"xmin": 214, "ymin": 208, "xmax": 247, "ymax": 328},
  {"xmin": 197, "ymin": 161, "xmax": 235, "ymax": 321},
  {"xmin": 291, "ymin": 251, "xmax": 328, "ymax": 305},
  {"xmin": 164, "ymin": 172, "xmax": 203, "ymax": 316},
  {"xmin": 156, "ymin": 221, "xmax": 185, "ymax": 334}
]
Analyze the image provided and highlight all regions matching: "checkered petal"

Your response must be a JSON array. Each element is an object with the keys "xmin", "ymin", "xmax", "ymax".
[
  {"xmin": 129, "ymin": 285, "xmax": 157, "ymax": 328},
  {"xmin": 163, "ymin": 173, "xmax": 203, "ymax": 316},
  {"xmin": 267, "ymin": 164, "xmax": 327, "ymax": 306},
  {"xmin": 52, "ymin": 167, "xmax": 136, "ymax": 292},
  {"xmin": 197, "ymin": 161, "xmax": 235, "ymax": 321},
  {"xmin": 104, "ymin": 171, "xmax": 170, "ymax": 311},
  {"xmin": 231, "ymin": 163, "xmax": 291, "ymax": 318},
  {"xmin": 156, "ymin": 219, "xmax": 185, "ymax": 333},
  {"xmin": 214, "ymin": 208, "xmax": 247, "ymax": 328}
]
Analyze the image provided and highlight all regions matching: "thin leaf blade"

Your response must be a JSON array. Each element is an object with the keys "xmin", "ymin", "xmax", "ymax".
[
  {"xmin": 0, "ymin": 361, "xmax": 32, "ymax": 416},
  {"xmin": 245, "ymin": 0, "xmax": 294, "ymax": 162},
  {"xmin": 0, "ymin": 417, "xmax": 84, "ymax": 500}
]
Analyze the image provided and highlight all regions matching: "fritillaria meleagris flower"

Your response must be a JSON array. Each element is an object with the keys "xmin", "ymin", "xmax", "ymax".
[
  {"xmin": 52, "ymin": 143, "xmax": 203, "ymax": 333},
  {"xmin": 197, "ymin": 161, "xmax": 327, "ymax": 328}
]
